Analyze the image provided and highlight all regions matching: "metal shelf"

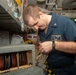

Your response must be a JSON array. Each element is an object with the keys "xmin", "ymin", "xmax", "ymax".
[
  {"xmin": 0, "ymin": 0, "xmax": 21, "ymax": 25},
  {"xmin": 0, "ymin": 44, "xmax": 35, "ymax": 53},
  {"xmin": 0, "ymin": 44, "xmax": 36, "ymax": 66},
  {"xmin": 0, "ymin": 0, "xmax": 26, "ymax": 33}
]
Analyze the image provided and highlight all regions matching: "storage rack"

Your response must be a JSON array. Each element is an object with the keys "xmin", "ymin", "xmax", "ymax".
[{"xmin": 0, "ymin": 44, "xmax": 36, "ymax": 74}]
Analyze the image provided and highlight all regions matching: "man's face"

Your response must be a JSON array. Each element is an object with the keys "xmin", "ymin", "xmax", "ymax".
[{"xmin": 27, "ymin": 15, "xmax": 47, "ymax": 31}]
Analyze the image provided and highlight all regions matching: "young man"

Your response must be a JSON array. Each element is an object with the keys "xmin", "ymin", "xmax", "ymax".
[{"xmin": 23, "ymin": 4, "xmax": 76, "ymax": 75}]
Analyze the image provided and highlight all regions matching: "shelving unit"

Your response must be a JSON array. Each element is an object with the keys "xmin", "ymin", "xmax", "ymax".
[{"xmin": 0, "ymin": 44, "xmax": 36, "ymax": 74}]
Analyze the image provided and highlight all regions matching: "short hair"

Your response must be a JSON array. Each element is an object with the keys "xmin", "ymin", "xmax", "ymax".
[{"xmin": 23, "ymin": 4, "xmax": 41, "ymax": 25}]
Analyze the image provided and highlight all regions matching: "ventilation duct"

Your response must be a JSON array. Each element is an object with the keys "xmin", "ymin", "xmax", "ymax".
[{"xmin": 62, "ymin": 0, "xmax": 76, "ymax": 10}]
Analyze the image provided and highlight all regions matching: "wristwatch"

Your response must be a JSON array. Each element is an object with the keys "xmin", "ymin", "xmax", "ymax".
[{"xmin": 52, "ymin": 40, "xmax": 55, "ymax": 50}]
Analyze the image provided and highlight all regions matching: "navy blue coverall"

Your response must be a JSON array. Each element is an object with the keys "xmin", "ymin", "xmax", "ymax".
[{"xmin": 38, "ymin": 13, "xmax": 76, "ymax": 75}]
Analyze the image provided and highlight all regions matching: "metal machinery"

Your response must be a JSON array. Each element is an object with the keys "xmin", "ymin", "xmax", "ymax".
[{"xmin": 37, "ymin": 0, "xmax": 76, "ymax": 20}]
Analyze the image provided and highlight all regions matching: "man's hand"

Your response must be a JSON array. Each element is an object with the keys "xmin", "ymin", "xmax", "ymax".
[{"xmin": 39, "ymin": 41, "xmax": 52, "ymax": 53}]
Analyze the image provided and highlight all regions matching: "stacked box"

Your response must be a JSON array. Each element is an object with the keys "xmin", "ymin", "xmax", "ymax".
[{"xmin": 0, "ymin": 31, "xmax": 10, "ymax": 46}]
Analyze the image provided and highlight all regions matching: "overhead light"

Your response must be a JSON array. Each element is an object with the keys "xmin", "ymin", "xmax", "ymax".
[{"xmin": 74, "ymin": 19, "xmax": 76, "ymax": 21}]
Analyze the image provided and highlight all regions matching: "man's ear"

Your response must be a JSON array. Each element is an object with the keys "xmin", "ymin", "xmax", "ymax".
[
  {"xmin": 39, "ymin": 11, "xmax": 43, "ymax": 15},
  {"xmin": 39, "ymin": 11, "xmax": 43, "ymax": 17}
]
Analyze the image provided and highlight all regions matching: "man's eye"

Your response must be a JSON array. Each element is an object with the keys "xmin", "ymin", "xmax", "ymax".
[{"xmin": 34, "ymin": 22, "xmax": 38, "ymax": 26}]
